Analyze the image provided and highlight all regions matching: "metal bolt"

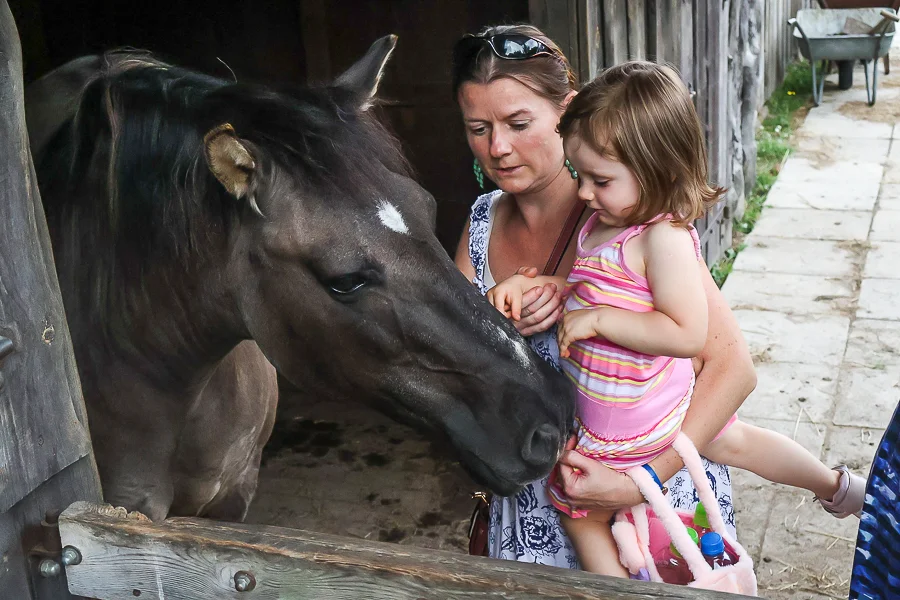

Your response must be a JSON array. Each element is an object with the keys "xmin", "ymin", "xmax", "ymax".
[
  {"xmin": 234, "ymin": 571, "xmax": 256, "ymax": 592},
  {"xmin": 61, "ymin": 546, "xmax": 82, "ymax": 566},
  {"xmin": 39, "ymin": 559, "xmax": 61, "ymax": 578}
]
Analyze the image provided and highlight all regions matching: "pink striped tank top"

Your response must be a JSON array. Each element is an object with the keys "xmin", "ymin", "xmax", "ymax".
[{"xmin": 560, "ymin": 213, "xmax": 702, "ymax": 472}]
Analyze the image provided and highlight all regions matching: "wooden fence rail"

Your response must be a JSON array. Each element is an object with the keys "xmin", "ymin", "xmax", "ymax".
[{"xmin": 58, "ymin": 502, "xmax": 755, "ymax": 600}]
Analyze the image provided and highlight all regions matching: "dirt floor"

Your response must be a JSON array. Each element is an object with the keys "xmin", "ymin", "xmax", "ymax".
[{"xmin": 245, "ymin": 391, "xmax": 476, "ymax": 553}]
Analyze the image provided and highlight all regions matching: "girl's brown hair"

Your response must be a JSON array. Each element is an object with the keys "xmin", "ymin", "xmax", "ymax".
[
  {"xmin": 557, "ymin": 61, "xmax": 725, "ymax": 227},
  {"xmin": 451, "ymin": 24, "xmax": 577, "ymax": 109}
]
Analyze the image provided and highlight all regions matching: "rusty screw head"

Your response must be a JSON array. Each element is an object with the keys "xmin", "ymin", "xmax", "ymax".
[
  {"xmin": 234, "ymin": 571, "xmax": 256, "ymax": 592},
  {"xmin": 39, "ymin": 559, "xmax": 61, "ymax": 578},
  {"xmin": 61, "ymin": 546, "xmax": 82, "ymax": 566}
]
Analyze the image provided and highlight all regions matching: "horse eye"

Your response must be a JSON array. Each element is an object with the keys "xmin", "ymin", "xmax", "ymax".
[{"xmin": 326, "ymin": 273, "xmax": 369, "ymax": 297}]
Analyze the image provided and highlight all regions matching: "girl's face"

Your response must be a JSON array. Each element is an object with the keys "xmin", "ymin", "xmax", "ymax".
[
  {"xmin": 458, "ymin": 78, "xmax": 567, "ymax": 196},
  {"xmin": 563, "ymin": 134, "xmax": 640, "ymax": 227}
]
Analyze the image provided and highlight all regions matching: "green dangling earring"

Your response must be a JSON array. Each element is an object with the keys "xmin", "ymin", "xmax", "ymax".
[
  {"xmin": 565, "ymin": 159, "xmax": 578, "ymax": 179},
  {"xmin": 473, "ymin": 159, "xmax": 485, "ymax": 190}
]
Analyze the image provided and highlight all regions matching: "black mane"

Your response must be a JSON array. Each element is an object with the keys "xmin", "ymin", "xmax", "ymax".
[{"xmin": 37, "ymin": 51, "xmax": 411, "ymax": 326}]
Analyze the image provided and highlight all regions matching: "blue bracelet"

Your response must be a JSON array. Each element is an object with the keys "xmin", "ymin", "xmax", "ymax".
[{"xmin": 642, "ymin": 464, "xmax": 665, "ymax": 492}]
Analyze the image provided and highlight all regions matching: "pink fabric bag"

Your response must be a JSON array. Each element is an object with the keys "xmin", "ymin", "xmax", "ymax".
[{"xmin": 611, "ymin": 433, "xmax": 758, "ymax": 595}]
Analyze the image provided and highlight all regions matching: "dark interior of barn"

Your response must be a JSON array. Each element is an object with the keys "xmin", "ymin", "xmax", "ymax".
[{"xmin": 10, "ymin": 0, "xmax": 531, "ymax": 251}]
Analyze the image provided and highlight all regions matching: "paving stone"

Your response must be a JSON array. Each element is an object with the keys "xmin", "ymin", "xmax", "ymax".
[
  {"xmin": 863, "ymin": 241, "xmax": 900, "ymax": 278},
  {"xmin": 751, "ymin": 208, "xmax": 872, "ymax": 241},
  {"xmin": 732, "ymin": 477, "xmax": 775, "ymax": 564},
  {"xmin": 832, "ymin": 365, "xmax": 900, "ymax": 428},
  {"xmin": 798, "ymin": 111, "xmax": 894, "ymax": 140},
  {"xmin": 738, "ymin": 362, "xmax": 838, "ymax": 424},
  {"xmin": 857, "ymin": 277, "xmax": 900, "ymax": 320},
  {"xmin": 822, "ymin": 426, "xmax": 884, "ymax": 473},
  {"xmin": 870, "ymin": 209, "xmax": 900, "ymax": 241},
  {"xmin": 723, "ymin": 272, "xmax": 854, "ymax": 316},
  {"xmin": 730, "ymin": 238, "xmax": 859, "ymax": 278},
  {"xmin": 735, "ymin": 310, "xmax": 850, "ymax": 368},
  {"xmin": 844, "ymin": 319, "xmax": 900, "ymax": 369},
  {"xmin": 765, "ymin": 159, "xmax": 881, "ymax": 211},
  {"xmin": 879, "ymin": 183, "xmax": 900, "ymax": 209},
  {"xmin": 793, "ymin": 135, "xmax": 890, "ymax": 165},
  {"xmin": 756, "ymin": 489, "xmax": 857, "ymax": 600}
]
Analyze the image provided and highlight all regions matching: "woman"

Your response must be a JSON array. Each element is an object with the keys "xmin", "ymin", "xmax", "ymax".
[{"xmin": 452, "ymin": 24, "xmax": 757, "ymax": 568}]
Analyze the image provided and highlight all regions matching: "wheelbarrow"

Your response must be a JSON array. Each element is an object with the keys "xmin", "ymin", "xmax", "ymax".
[{"xmin": 788, "ymin": 8, "xmax": 899, "ymax": 105}]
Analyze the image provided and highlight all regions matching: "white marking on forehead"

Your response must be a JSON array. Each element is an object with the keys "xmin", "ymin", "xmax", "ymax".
[
  {"xmin": 494, "ymin": 324, "xmax": 531, "ymax": 369},
  {"xmin": 377, "ymin": 200, "xmax": 409, "ymax": 234}
]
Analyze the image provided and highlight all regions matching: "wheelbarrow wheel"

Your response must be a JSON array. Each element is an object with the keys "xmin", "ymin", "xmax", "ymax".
[{"xmin": 837, "ymin": 60, "xmax": 854, "ymax": 90}]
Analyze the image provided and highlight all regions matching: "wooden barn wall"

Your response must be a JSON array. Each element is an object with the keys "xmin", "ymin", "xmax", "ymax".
[{"xmin": 539, "ymin": 0, "xmax": 811, "ymax": 266}]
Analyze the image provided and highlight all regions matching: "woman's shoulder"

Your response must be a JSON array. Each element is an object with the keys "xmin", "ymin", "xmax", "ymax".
[{"xmin": 470, "ymin": 189, "xmax": 504, "ymax": 224}]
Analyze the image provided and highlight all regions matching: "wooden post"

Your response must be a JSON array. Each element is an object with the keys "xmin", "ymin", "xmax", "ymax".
[
  {"xmin": 0, "ymin": 1, "xmax": 102, "ymax": 598},
  {"xmin": 58, "ymin": 502, "xmax": 755, "ymax": 600}
]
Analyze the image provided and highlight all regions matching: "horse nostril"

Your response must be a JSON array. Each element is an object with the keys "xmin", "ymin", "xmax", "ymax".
[{"xmin": 521, "ymin": 423, "xmax": 560, "ymax": 467}]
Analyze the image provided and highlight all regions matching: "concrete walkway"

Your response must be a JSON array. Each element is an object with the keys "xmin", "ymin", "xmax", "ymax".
[{"xmin": 725, "ymin": 50, "xmax": 900, "ymax": 599}]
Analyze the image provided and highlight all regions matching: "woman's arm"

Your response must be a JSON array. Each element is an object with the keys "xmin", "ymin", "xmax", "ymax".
[{"xmin": 557, "ymin": 267, "xmax": 757, "ymax": 509}]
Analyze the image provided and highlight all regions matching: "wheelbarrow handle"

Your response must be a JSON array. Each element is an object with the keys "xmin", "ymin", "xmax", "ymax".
[{"xmin": 787, "ymin": 17, "xmax": 810, "ymax": 43}]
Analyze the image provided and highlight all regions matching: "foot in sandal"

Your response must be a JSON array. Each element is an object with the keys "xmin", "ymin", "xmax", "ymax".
[{"xmin": 816, "ymin": 465, "xmax": 866, "ymax": 518}]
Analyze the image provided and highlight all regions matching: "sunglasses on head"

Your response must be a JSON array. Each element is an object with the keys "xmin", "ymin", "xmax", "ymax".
[{"xmin": 453, "ymin": 34, "xmax": 555, "ymax": 70}]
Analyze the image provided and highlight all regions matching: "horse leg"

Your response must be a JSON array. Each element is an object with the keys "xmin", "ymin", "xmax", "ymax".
[
  {"xmin": 170, "ymin": 341, "xmax": 277, "ymax": 521},
  {"xmin": 85, "ymin": 371, "xmax": 183, "ymax": 521}
]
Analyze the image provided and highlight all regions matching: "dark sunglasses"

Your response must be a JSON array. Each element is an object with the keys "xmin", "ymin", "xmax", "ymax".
[{"xmin": 453, "ymin": 34, "xmax": 555, "ymax": 70}]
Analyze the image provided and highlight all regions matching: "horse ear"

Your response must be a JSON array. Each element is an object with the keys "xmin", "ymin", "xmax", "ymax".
[
  {"xmin": 203, "ymin": 123, "xmax": 264, "ymax": 217},
  {"xmin": 334, "ymin": 34, "xmax": 397, "ymax": 112}
]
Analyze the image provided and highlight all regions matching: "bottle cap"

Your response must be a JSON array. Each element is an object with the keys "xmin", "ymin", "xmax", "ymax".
[
  {"xmin": 670, "ymin": 526, "xmax": 700, "ymax": 557},
  {"xmin": 693, "ymin": 502, "xmax": 710, "ymax": 529},
  {"xmin": 700, "ymin": 532, "xmax": 725, "ymax": 556}
]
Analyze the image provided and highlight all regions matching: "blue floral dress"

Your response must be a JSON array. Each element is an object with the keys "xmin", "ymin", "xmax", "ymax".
[
  {"xmin": 467, "ymin": 190, "xmax": 736, "ymax": 568},
  {"xmin": 849, "ymin": 402, "xmax": 900, "ymax": 599}
]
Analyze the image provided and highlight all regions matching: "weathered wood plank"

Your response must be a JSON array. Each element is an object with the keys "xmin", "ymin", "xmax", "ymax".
[
  {"xmin": 1, "ymin": 457, "xmax": 100, "ymax": 600},
  {"xmin": 580, "ymin": 0, "xmax": 605, "ymax": 79},
  {"xmin": 530, "ymin": 0, "xmax": 583, "ymax": 80},
  {"xmin": 0, "ymin": 0, "xmax": 95, "ymax": 514},
  {"xmin": 626, "ymin": 0, "xmax": 647, "ymax": 59},
  {"xmin": 59, "ymin": 502, "xmax": 755, "ymax": 600},
  {"xmin": 603, "ymin": 0, "xmax": 629, "ymax": 66}
]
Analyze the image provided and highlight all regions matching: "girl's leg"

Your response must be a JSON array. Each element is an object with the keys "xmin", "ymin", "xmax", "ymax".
[
  {"xmin": 704, "ymin": 420, "xmax": 840, "ymax": 499},
  {"xmin": 560, "ymin": 510, "xmax": 629, "ymax": 577}
]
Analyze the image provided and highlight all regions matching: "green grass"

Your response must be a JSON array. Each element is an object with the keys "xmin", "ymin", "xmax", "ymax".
[{"xmin": 710, "ymin": 61, "xmax": 814, "ymax": 288}]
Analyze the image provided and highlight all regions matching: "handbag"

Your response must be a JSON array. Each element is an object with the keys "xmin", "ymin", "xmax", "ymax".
[
  {"xmin": 611, "ymin": 434, "xmax": 757, "ymax": 594},
  {"xmin": 467, "ymin": 201, "xmax": 586, "ymax": 557}
]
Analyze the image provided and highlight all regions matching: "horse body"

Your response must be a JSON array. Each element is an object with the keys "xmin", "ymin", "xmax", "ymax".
[{"xmin": 27, "ymin": 38, "xmax": 574, "ymax": 521}]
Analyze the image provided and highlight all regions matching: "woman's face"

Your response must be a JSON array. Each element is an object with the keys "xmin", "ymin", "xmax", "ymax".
[{"xmin": 458, "ymin": 78, "xmax": 567, "ymax": 196}]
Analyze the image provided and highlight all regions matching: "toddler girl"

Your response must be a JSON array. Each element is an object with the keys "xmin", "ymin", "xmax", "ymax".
[{"xmin": 488, "ymin": 61, "xmax": 865, "ymax": 577}]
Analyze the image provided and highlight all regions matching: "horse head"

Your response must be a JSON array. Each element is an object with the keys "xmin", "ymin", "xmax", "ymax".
[{"xmin": 200, "ymin": 37, "xmax": 573, "ymax": 494}]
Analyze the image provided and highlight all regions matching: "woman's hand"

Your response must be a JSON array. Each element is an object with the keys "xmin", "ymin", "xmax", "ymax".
[
  {"xmin": 512, "ymin": 267, "xmax": 564, "ymax": 336},
  {"xmin": 556, "ymin": 437, "xmax": 644, "ymax": 512}
]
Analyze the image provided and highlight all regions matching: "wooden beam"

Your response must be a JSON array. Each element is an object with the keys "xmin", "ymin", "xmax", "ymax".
[
  {"xmin": 59, "ymin": 502, "xmax": 755, "ymax": 600},
  {"xmin": 0, "ymin": 0, "xmax": 96, "ymax": 515}
]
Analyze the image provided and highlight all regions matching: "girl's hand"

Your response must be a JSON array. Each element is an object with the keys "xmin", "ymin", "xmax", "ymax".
[
  {"xmin": 556, "ymin": 437, "xmax": 644, "ymax": 512},
  {"xmin": 557, "ymin": 308, "xmax": 604, "ymax": 358},
  {"xmin": 486, "ymin": 274, "xmax": 530, "ymax": 320}
]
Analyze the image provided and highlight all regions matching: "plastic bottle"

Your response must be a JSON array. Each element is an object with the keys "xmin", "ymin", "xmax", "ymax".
[
  {"xmin": 700, "ymin": 532, "xmax": 734, "ymax": 569},
  {"xmin": 655, "ymin": 527, "xmax": 700, "ymax": 585},
  {"xmin": 693, "ymin": 502, "xmax": 711, "ymax": 537}
]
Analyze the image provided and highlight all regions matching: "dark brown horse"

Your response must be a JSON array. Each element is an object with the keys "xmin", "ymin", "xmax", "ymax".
[{"xmin": 25, "ymin": 37, "xmax": 574, "ymax": 522}]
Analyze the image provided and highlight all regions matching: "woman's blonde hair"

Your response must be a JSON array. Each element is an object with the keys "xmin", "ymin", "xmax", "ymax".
[{"xmin": 558, "ymin": 61, "xmax": 725, "ymax": 227}]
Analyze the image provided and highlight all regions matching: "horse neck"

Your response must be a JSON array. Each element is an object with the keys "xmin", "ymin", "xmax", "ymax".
[{"xmin": 64, "ymin": 254, "xmax": 246, "ymax": 393}]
